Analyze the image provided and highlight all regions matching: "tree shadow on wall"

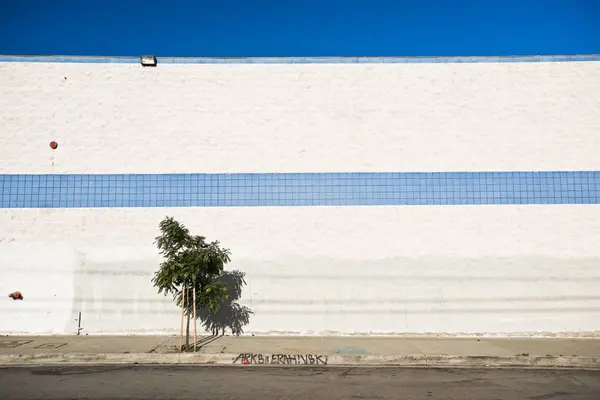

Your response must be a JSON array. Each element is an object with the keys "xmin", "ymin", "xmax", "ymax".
[{"xmin": 197, "ymin": 270, "xmax": 252, "ymax": 336}]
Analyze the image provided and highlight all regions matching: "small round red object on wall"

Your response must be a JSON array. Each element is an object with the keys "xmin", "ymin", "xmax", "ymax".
[{"xmin": 49, "ymin": 141, "xmax": 58, "ymax": 149}]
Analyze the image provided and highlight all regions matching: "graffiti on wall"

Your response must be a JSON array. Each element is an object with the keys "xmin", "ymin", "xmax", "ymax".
[{"xmin": 233, "ymin": 353, "xmax": 328, "ymax": 365}]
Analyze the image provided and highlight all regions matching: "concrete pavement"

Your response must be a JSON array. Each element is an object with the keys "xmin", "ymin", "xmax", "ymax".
[{"xmin": 1, "ymin": 335, "xmax": 600, "ymax": 368}]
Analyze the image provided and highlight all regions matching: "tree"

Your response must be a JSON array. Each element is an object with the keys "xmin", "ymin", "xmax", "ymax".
[{"xmin": 152, "ymin": 216, "xmax": 231, "ymax": 351}]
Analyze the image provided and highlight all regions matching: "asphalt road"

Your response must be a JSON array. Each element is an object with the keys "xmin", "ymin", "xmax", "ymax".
[{"xmin": 1, "ymin": 365, "xmax": 600, "ymax": 400}]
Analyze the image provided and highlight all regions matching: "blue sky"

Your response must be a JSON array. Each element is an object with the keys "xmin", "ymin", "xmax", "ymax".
[{"xmin": 1, "ymin": 0, "xmax": 599, "ymax": 57}]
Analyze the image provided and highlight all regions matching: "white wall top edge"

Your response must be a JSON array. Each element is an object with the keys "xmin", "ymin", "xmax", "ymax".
[{"xmin": 1, "ymin": 54, "xmax": 600, "ymax": 64}]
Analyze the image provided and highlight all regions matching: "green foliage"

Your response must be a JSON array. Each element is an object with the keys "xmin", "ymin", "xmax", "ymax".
[{"xmin": 152, "ymin": 216, "xmax": 231, "ymax": 314}]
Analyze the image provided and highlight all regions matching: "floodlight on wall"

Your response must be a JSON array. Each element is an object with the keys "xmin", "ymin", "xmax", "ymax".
[{"xmin": 140, "ymin": 55, "xmax": 157, "ymax": 67}]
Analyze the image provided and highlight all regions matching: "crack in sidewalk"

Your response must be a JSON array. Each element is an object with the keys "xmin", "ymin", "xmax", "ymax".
[{"xmin": 148, "ymin": 337, "xmax": 175, "ymax": 354}]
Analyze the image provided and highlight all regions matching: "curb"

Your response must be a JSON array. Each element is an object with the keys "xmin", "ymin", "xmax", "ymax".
[{"xmin": 1, "ymin": 353, "xmax": 599, "ymax": 369}]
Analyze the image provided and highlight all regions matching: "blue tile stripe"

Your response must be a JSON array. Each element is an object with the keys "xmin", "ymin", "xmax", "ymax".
[
  {"xmin": 1, "ymin": 172, "xmax": 599, "ymax": 208},
  {"xmin": 1, "ymin": 54, "xmax": 600, "ymax": 65}
]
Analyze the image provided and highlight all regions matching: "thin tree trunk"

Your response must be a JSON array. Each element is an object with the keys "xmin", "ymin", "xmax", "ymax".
[
  {"xmin": 193, "ymin": 284, "xmax": 197, "ymax": 352},
  {"xmin": 185, "ymin": 309, "xmax": 191, "ymax": 352},
  {"xmin": 179, "ymin": 283, "xmax": 186, "ymax": 353}
]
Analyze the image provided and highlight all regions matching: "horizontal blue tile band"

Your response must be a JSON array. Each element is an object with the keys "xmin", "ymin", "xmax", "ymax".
[{"xmin": 1, "ymin": 171, "xmax": 599, "ymax": 209}]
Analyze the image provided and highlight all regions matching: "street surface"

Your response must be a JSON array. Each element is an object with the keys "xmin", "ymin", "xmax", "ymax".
[{"xmin": 1, "ymin": 365, "xmax": 600, "ymax": 400}]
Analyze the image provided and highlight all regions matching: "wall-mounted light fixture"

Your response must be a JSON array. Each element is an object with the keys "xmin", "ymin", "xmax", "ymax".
[{"xmin": 140, "ymin": 55, "xmax": 157, "ymax": 67}]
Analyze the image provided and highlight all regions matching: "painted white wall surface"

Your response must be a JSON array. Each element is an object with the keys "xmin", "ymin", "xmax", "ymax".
[
  {"xmin": 1, "ymin": 61, "xmax": 600, "ymax": 175},
  {"xmin": 1, "ymin": 59, "xmax": 600, "ymax": 336}
]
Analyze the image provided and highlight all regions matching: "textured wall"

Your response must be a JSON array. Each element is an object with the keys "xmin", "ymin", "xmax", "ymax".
[
  {"xmin": 1, "ymin": 58, "xmax": 600, "ymax": 335},
  {"xmin": 1, "ymin": 60, "xmax": 600, "ymax": 174}
]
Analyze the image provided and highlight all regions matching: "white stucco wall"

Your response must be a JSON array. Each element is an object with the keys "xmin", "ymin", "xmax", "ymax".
[{"xmin": 1, "ymin": 58, "xmax": 600, "ymax": 336}]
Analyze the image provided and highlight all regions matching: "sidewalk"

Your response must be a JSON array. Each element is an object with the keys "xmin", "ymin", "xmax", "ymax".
[{"xmin": 1, "ymin": 335, "xmax": 600, "ymax": 369}]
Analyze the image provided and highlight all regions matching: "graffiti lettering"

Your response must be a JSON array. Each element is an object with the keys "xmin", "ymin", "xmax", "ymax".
[{"xmin": 233, "ymin": 353, "xmax": 328, "ymax": 365}]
